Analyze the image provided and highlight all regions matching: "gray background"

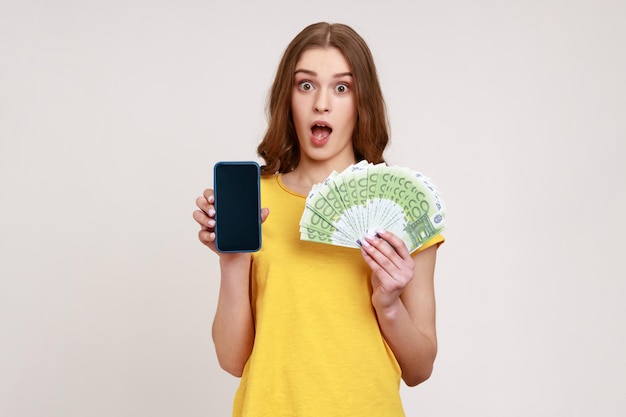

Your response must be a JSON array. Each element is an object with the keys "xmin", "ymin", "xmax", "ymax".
[{"xmin": 1, "ymin": 0, "xmax": 625, "ymax": 416}]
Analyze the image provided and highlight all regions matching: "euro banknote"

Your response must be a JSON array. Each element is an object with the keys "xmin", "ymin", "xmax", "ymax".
[{"xmin": 299, "ymin": 161, "xmax": 446, "ymax": 252}]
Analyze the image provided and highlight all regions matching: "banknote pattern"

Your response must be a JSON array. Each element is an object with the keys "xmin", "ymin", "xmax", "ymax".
[{"xmin": 299, "ymin": 161, "xmax": 446, "ymax": 252}]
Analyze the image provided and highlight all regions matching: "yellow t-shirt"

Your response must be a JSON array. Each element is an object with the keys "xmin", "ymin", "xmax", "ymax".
[{"xmin": 232, "ymin": 174, "xmax": 443, "ymax": 417}]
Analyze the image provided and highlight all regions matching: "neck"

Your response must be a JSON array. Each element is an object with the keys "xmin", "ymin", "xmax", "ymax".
[{"xmin": 283, "ymin": 156, "xmax": 357, "ymax": 195}]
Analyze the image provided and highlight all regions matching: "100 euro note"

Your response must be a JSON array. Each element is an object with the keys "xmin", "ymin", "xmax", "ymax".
[
  {"xmin": 300, "ymin": 181, "xmax": 358, "ymax": 248},
  {"xmin": 299, "ymin": 161, "xmax": 446, "ymax": 252}
]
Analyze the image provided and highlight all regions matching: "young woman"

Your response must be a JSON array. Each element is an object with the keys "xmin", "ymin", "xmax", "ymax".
[{"xmin": 193, "ymin": 22, "xmax": 444, "ymax": 417}]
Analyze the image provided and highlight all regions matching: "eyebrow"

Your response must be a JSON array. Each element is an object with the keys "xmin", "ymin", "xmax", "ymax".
[{"xmin": 294, "ymin": 69, "xmax": 353, "ymax": 78}]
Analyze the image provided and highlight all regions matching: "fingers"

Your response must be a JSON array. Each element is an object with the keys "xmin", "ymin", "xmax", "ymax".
[
  {"xmin": 195, "ymin": 209, "xmax": 215, "ymax": 246},
  {"xmin": 361, "ymin": 230, "xmax": 408, "ymax": 268},
  {"xmin": 261, "ymin": 207, "xmax": 270, "ymax": 223},
  {"xmin": 360, "ymin": 230, "xmax": 414, "ymax": 283},
  {"xmin": 194, "ymin": 189, "xmax": 217, "ymax": 248},
  {"xmin": 197, "ymin": 189, "xmax": 214, "ymax": 212},
  {"xmin": 194, "ymin": 188, "xmax": 270, "ymax": 251},
  {"xmin": 374, "ymin": 229, "xmax": 410, "ymax": 259},
  {"xmin": 193, "ymin": 209, "xmax": 214, "ymax": 229},
  {"xmin": 198, "ymin": 228, "xmax": 216, "ymax": 245},
  {"xmin": 194, "ymin": 189, "xmax": 216, "ymax": 227},
  {"xmin": 361, "ymin": 231, "xmax": 414, "ymax": 310},
  {"xmin": 203, "ymin": 188, "xmax": 214, "ymax": 202}
]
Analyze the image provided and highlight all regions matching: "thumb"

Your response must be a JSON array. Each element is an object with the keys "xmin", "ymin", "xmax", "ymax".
[{"xmin": 261, "ymin": 207, "xmax": 270, "ymax": 223}]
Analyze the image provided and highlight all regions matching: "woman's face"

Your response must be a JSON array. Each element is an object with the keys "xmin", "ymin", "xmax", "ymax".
[{"xmin": 291, "ymin": 47, "xmax": 357, "ymax": 167}]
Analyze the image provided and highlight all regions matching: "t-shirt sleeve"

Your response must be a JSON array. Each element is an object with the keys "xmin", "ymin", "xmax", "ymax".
[{"xmin": 410, "ymin": 233, "xmax": 445, "ymax": 255}]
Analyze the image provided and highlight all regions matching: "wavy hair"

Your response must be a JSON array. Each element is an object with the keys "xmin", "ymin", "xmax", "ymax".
[{"xmin": 257, "ymin": 22, "xmax": 389, "ymax": 175}]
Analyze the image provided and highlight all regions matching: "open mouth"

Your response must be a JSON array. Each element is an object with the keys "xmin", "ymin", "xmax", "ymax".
[{"xmin": 311, "ymin": 122, "xmax": 332, "ymax": 145}]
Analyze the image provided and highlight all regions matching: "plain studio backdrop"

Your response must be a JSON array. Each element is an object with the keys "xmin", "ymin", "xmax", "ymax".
[{"xmin": 1, "ymin": 1, "xmax": 625, "ymax": 416}]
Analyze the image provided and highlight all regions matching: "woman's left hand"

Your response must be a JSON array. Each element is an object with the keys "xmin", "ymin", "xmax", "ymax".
[{"xmin": 360, "ymin": 229, "xmax": 415, "ymax": 312}]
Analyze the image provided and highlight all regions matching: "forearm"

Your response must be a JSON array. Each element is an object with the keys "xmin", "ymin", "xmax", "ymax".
[
  {"xmin": 375, "ymin": 298, "xmax": 437, "ymax": 387},
  {"xmin": 212, "ymin": 255, "xmax": 255, "ymax": 377},
  {"xmin": 362, "ymin": 235, "xmax": 439, "ymax": 387}
]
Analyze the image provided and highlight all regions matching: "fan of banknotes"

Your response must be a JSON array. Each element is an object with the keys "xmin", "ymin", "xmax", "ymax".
[{"xmin": 299, "ymin": 160, "xmax": 446, "ymax": 252}]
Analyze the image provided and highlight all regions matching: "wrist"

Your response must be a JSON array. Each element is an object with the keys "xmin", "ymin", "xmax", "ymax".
[
  {"xmin": 219, "ymin": 253, "xmax": 252, "ymax": 268},
  {"xmin": 219, "ymin": 254, "xmax": 252, "ymax": 284},
  {"xmin": 373, "ymin": 297, "xmax": 403, "ymax": 322}
]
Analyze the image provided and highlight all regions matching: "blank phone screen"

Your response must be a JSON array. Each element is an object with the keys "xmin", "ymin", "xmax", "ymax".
[{"xmin": 213, "ymin": 162, "xmax": 261, "ymax": 252}]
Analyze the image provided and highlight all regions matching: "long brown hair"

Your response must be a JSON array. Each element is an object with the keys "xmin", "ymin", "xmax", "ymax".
[{"xmin": 257, "ymin": 22, "xmax": 390, "ymax": 175}]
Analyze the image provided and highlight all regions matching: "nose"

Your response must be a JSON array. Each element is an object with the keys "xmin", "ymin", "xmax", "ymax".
[{"xmin": 314, "ymin": 89, "xmax": 331, "ymax": 113}]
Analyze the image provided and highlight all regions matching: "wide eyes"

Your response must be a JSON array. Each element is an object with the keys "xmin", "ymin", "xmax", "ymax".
[
  {"xmin": 297, "ymin": 80, "xmax": 350, "ymax": 94},
  {"xmin": 334, "ymin": 83, "xmax": 349, "ymax": 94},
  {"xmin": 299, "ymin": 81, "xmax": 314, "ymax": 91}
]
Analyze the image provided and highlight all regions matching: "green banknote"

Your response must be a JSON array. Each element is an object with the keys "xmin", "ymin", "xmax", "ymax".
[{"xmin": 299, "ymin": 161, "xmax": 446, "ymax": 252}]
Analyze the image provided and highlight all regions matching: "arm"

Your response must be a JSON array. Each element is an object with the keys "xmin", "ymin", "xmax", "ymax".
[
  {"xmin": 212, "ymin": 254, "xmax": 255, "ymax": 377},
  {"xmin": 360, "ymin": 230, "xmax": 439, "ymax": 386},
  {"xmin": 193, "ymin": 189, "xmax": 269, "ymax": 377}
]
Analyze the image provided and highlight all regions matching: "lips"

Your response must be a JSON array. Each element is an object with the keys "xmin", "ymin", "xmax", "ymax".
[{"xmin": 311, "ymin": 122, "xmax": 332, "ymax": 146}]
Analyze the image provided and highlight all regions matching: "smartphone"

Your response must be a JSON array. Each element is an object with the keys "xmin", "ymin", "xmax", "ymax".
[{"xmin": 213, "ymin": 161, "xmax": 262, "ymax": 252}]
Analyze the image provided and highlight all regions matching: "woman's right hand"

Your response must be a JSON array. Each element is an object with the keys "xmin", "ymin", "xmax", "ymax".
[
  {"xmin": 193, "ymin": 188, "xmax": 270, "ymax": 255},
  {"xmin": 195, "ymin": 187, "xmax": 267, "ymax": 376},
  {"xmin": 193, "ymin": 188, "xmax": 219, "ymax": 253}
]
